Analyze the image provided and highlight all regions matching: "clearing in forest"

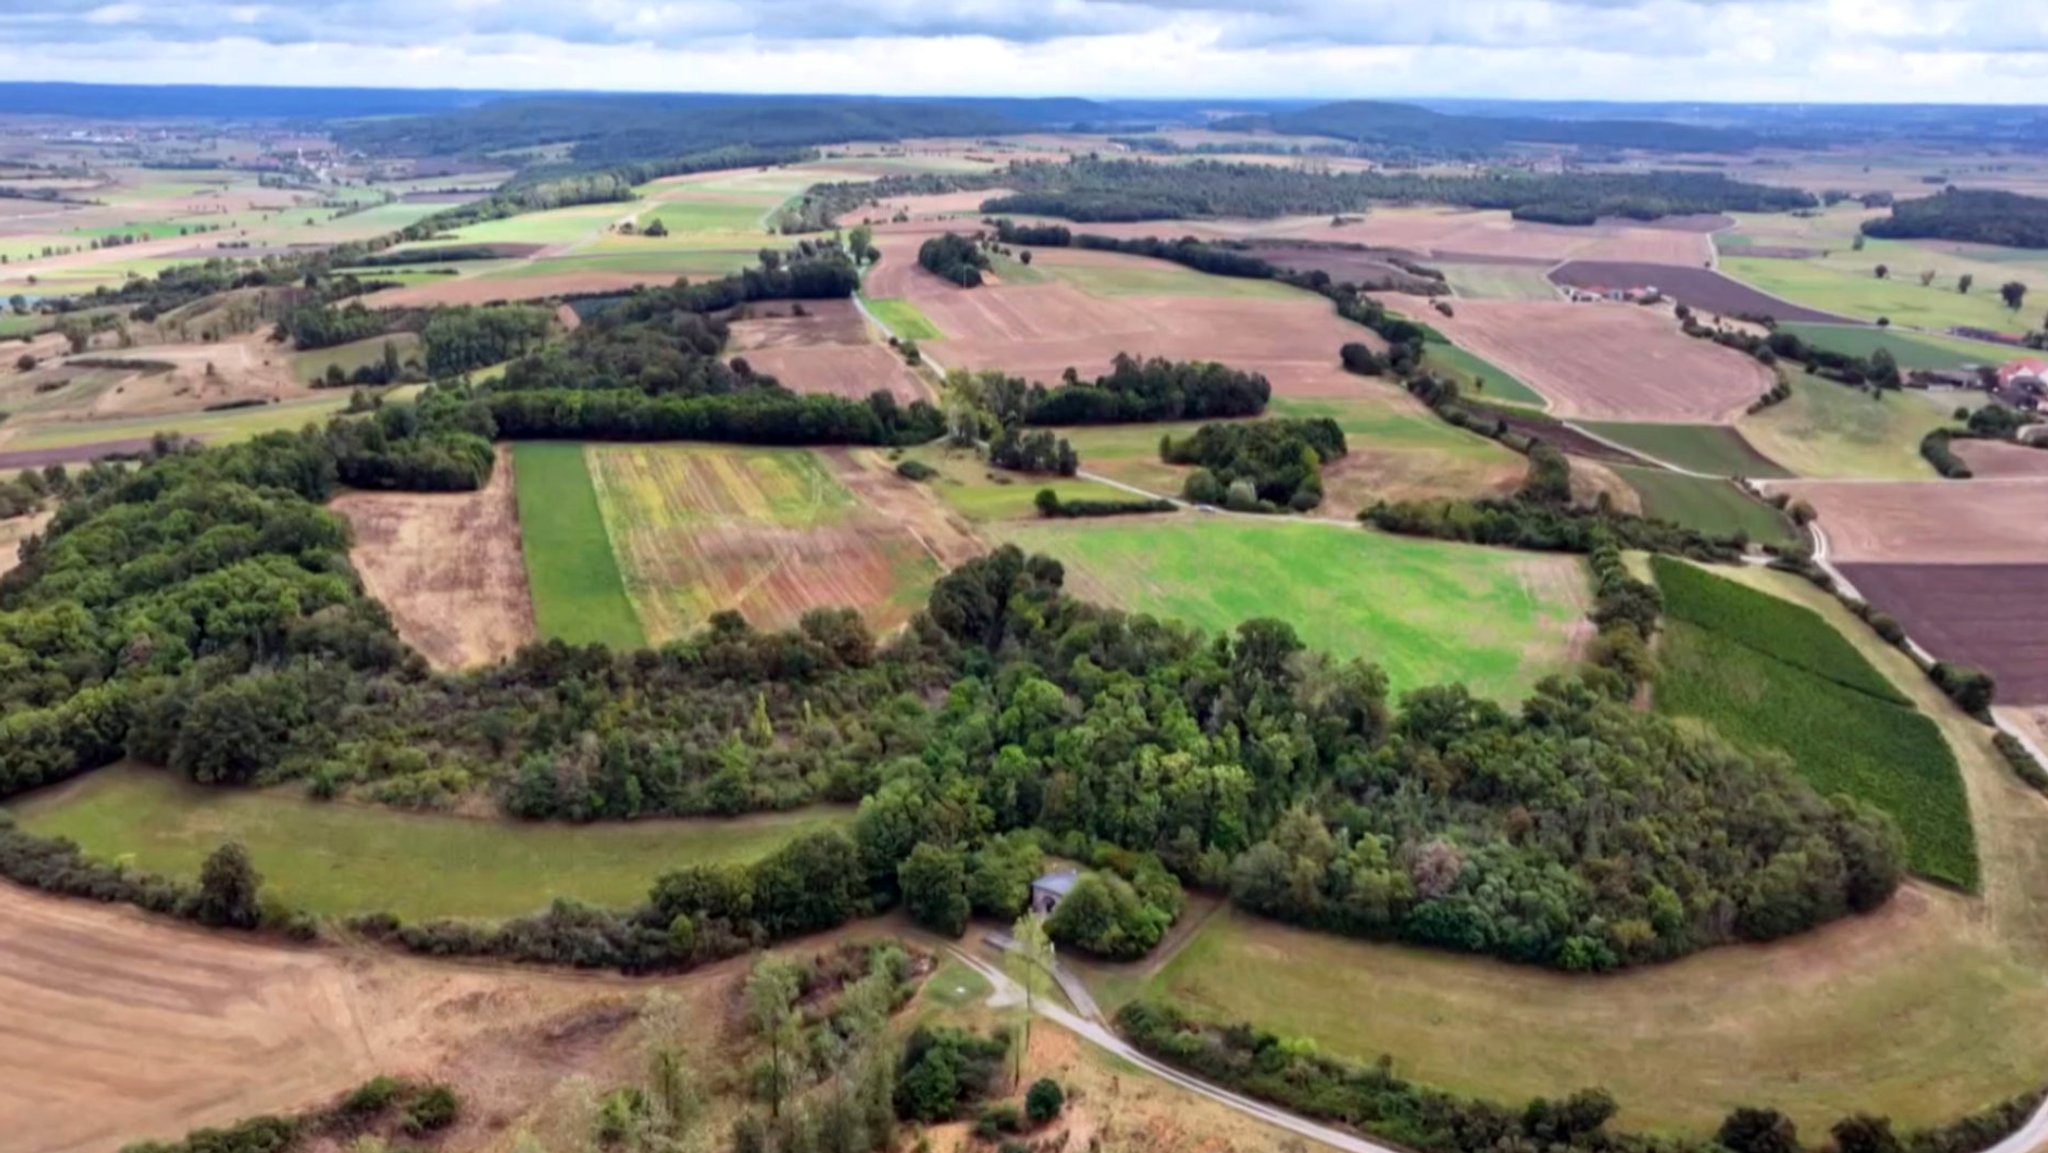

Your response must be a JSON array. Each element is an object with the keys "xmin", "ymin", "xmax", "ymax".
[
  {"xmin": 988, "ymin": 517, "xmax": 1589, "ymax": 703},
  {"xmin": 585, "ymin": 444, "xmax": 964, "ymax": 643}
]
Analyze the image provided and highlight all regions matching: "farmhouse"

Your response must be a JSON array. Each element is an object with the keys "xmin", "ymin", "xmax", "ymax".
[
  {"xmin": 1030, "ymin": 870, "xmax": 1080, "ymax": 914},
  {"xmin": 1996, "ymin": 359, "xmax": 2047, "ymax": 409}
]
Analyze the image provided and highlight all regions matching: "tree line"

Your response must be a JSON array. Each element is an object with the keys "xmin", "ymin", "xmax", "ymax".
[{"xmin": 1862, "ymin": 188, "xmax": 2048, "ymax": 249}]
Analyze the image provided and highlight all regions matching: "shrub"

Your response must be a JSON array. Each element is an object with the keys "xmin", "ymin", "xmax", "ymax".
[
  {"xmin": 1025, "ymin": 1078, "xmax": 1065, "ymax": 1124},
  {"xmin": 896, "ymin": 459, "xmax": 938, "ymax": 481}
]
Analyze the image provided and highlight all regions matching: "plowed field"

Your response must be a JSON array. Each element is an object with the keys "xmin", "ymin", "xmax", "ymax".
[
  {"xmin": 1838, "ymin": 563, "xmax": 2048, "ymax": 704},
  {"xmin": 1780, "ymin": 479, "xmax": 2048, "ymax": 564}
]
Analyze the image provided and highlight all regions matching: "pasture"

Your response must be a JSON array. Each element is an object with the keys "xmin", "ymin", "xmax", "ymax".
[
  {"xmin": 1777, "ymin": 322, "xmax": 2021, "ymax": 371},
  {"xmin": 1579, "ymin": 421, "xmax": 1792, "ymax": 477},
  {"xmin": 1653, "ymin": 558, "xmax": 1976, "ymax": 888},
  {"xmin": 1420, "ymin": 341, "xmax": 1549, "ymax": 408},
  {"xmin": 1036, "ymin": 250, "xmax": 1308, "ymax": 300},
  {"xmin": 864, "ymin": 296, "xmax": 944, "ymax": 340},
  {"xmin": 511, "ymin": 441, "xmax": 645, "ymax": 649},
  {"xmin": 9, "ymin": 764, "xmax": 855, "ymax": 921},
  {"xmin": 1439, "ymin": 262, "xmax": 1560, "ymax": 301},
  {"xmin": 1739, "ymin": 378, "xmax": 1962, "ymax": 479},
  {"xmin": 1720, "ymin": 254, "xmax": 2034, "ymax": 333},
  {"xmin": 987, "ymin": 517, "xmax": 1590, "ymax": 702},
  {"xmin": 1266, "ymin": 394, "xmax": 1531, "ymax": 508},
  {"xmin": 1613, "ymin": 466, "xmax": 1800, "ymax": 547},
  {"xmin": 888, "ymin": 442, "xmax": 1132, "ymax": 520},
  {"xmin": 584, "ymin": 444, "xmax": 951, "ymax": 642}
]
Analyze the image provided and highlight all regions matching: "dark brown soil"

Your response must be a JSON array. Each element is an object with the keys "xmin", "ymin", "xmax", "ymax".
[
  {"xmin": 1549, "ymin": 261, "xmax": 1857, "ymax": 324},
  {"xmin": 1838, "ymin": 563, "xmax": 2048, "ymax": 704}
]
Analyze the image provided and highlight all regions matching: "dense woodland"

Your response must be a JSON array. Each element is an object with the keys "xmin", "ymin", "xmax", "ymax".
[
  {"xmin": 1164, "ymin": 418, "xmax": 1347, "ymax": 512},
  {"xmin": 916, "ymin": 233, "xmax": 990, "ymax": 287},
  {"xmin": 1861, "ymin": 188, "xmax": 2048, "ymax": 249},
  {"xmin": 949, "ymin": 353, "xmax": 1272, "ymax": 427}
]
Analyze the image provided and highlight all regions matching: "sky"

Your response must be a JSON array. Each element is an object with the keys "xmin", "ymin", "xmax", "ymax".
[{"xmin": 2, "ymin": 1, "xmax": 2047, "ymax": 104}]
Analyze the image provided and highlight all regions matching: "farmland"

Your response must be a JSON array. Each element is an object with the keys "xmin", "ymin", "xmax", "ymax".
[
  {"xmin": 583, "ymin": 443, "xmax": 960, "ymax": 642},
  {"xmin": 1778, "ymin": 478, "xmax": 2048, "ymax": 563},
  {"xmin": 1838, "ymin": 564, "xmax": 2048, "ymax": 705},
  {"xmin": 289, "ymin": 331, "xmax": 419, "ymax": 383},
  {"xmin": 1034, "ymin": 248, "xmax": 1309, "ymax": 300},
  {"xmin": 1549, "ymin": 262, "xmax": 1853, "ymax": 323},
  {"xmin": 1612, "ymin": 466, "xmax": 1800, "ymax": 547},
  {"xmin": 1419, "ymin": 340, "xmax": 1549, "ymax": 408},
  {"xmin": 1439, "ymin": 261, "xmax": 1561, "ymax": 301},
  {"xmin": 511, "ymin": 441, "xmax": 645, "ymax": 649},
  {"xmin": 988, "ymin": 517, "xmax": 1590, "ymax": 702},
  {"xmin": 887, "ymin": 442, "xmax": 1134, "ymax": 520},
  {"xmin": 1740, "ymin": 379, "xmax": 1964, "ymax": 479},
  {"xmin": 1580, "ymin": 421, "xmax": 1792, "ymax": 477},
  {"xmin": 1719, "ymin": 254, "xmax": 2036, "ymax": 332},
  {"xmin": 1266, "ymin": 394, "xmax": 1531, "ymax": 507},
  {"xmin": 1776, "ymin": 322, "xmax": 2021, "ymax": 371},
  {"xmin": 10, "ymin": 764, "xmax": 855, "ymax": 922},
  {"xmin": 1653, "ymin": 558, "xmax": 1975, "ymax": 888},
  {"xmin": 863, "ymin": 296, "xmax": 944, "ymax": 340}
]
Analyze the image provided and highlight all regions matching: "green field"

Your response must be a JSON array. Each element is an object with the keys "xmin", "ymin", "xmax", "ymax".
[
  {"xmin": 1420, "ymin": 342, "xmax": 1548, "ymax": 408},
  {"xmin": 1439, "ymin": 263, "xmax": 1561, "ymax": 301},
  {"xmin": 511, "ymin": 442, "xmax": 645, "ymax": 649},
  {"xmin": 290, "ymin": 332, "xmax": 419, "ymax": 384},
  {"xmin": 484, "ymin": 248, "xmax": 757, "ymax": 279},
  {"xmin": 891, "ymin": 443, "xmax": 1129, "ymax": 520},
  {"xmin": 1739, "ymin": 376, "xmax": 1965, "ymax": 479},
  {"xmin": 863, "ymin": 297, "xmax": 943, "ymax": 340},
  {"xmin": 1777, "ymin": 323, "xmax": 2022, "ymax": 371},
  {"xmin": 989, "ymin": 517, "xmax": 1588, "ymax": 702},
  {"xmin": 0, "ymin": 394, "xmax": 356, "ymax": 451},
  {"xmin": 643, "ymin": 196, "xmax": 776, "ymax": 234},
  {"xmin": 989, "ymin": 252, "xmax": 1050, "ymax": 285},
  {"xmin": 1044, "ymin": 258, "xmax": 1308, "ymax": 300},
  {"xmin": 1613, "ymin": 466, "xmax": 1800, "ymax": 548},
  {"xmin": 1580, "ymin": 421, "xmax": 1792, "ymax": 478},
  {"xmin": 1720, "ymin": 253, "xmax": 2035, "ymax": 332},
  {"xmin": 9, "ymin": 765, "xmax": 851, "ymax": 922},
  {"xmin": 1653, "ymin": 558, "xmax": 1975, "ymax": 888},
  {"xmin": 422, "ymin": 202, "xmax": 623, "ymax": 246}
]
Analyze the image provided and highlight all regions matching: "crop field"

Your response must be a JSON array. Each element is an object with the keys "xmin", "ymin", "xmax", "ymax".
[
  {"xmin": 1420, "ymin": 341, "xmax": 1549, "ymax": 407},
  {"xmin": 1776, "ymin": 322, "xmax": 2020, "ymax": 371},
  {"xmin": 1837, "ymin": 564, "xmax": 2048, "ymax": 705},
  {"xmin": 10, "ymin": 765, "xmax": 856, "ymax": 922},
  {"xmin": 1440, "ymin": 262, "xmax": 1562, "ymax": 301},
  {"xmin": 988, "ymin": 252, "xmax": 1050, "ymax": 284},
  {"xmin": 585, "ymin": 444, "xmax": 953, "ymax": 642},
  {"xmin": 289, "ymin": 331, "xmax": 419, "ymax": 383},
  {"xmin": 1955, "ymin": 440, "xmax": 2048, "ymax": 478},
  {"xmin": 1036, "ymin": 250, "xmax": 1308, "ymax": 300},
  {"xmin": 863, "ymin": 296, "xmax": 944, "ymax": 340},
  {"xmin": 332, "ymin": 445, "xmax": 535, "ymax": 669},
  {"xmin": 1740, "ymin": 379, "xmax": 1962, "ymax": 479},
  {"xmin": 1653, "ymin": 558, "xmax": 1975, "ymax": 887},
  {"xmin": 1267, "ymin": 394, "xmax": 1530, "ymax": 508},
  {"xmin": 0, "ymin": 392, "xmax": 354, "ymax": 454},
  {"xmin": 988, "ymin": 517, "xmax": 1590, "ymax": 702},
  {"xmin": 1379, "ymin": 295, "xmax": 1773, "ymax": 423},
  {"xmin": 423, "ymin": 201, "xmax": 622, "ymax": 246},
  {"xmin": 1614, "ymin": 466, "xmax": 1800, "ymax": 547},
  {"xmin": 1549, "ymin": 262, "xmax": 1852, "ymax": 324},
  {"xmin": 1719, "ymin": 255, "xmax": 2035, "ymax": 333},
  {"xmin": 642, "ymin": 196, "xmax": 775, "ymax": 234},
  {"xmin": 511, "ymin": 441, "xmax": 645, "ymax": 649},
  {"xmin": 1579, "ymin": 421, "xmax": 1792, "ymax": 477},
  {"xmin": 1778, "ymin": 478, "xmax": 2048, "ymax": 564},
  {"xmin": 485, "ymin": 248, "xmax": 759, "ymax": 278}
]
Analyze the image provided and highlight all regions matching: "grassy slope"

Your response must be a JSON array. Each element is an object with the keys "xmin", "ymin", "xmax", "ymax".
[
  {"xmin": 1653, "ymin": 557, "xmax": 1976, "ymax": 888},
  {"xmin": 1613, "ymin": 466, "xmax": 1800, "ymax": 548},
  {"xmin": 1738, "ymin": 377, "xmax": 1960, "ymax": 479},
  {"xmin": 1778, "ymin": 323, "xmax": 2023, "ymax": 371},
  {"xmin": 1720, "ymin": 253, "xmax": 2033, "ymax": 331},
  {"xmin": 863, "ymin": 297, "xmax": 943, "ymax": 341},
  {"xmin": 10, "ymin": 765, "xmax": 851, "ymax": 921},
  {"xmin": 988, "ymin": 517, "xmax": 1588, "ymax": 703},
  {"xmin": 1421, "ymin": 342, "xmax": 1549, "ymax": 408},
  {"xmin": 511, "ymin": 441, "xmax": 645, "ymax": 649},
  {"xmin": 1580, "ymin": 421, "xmax": 1792, "ymax": 478}
]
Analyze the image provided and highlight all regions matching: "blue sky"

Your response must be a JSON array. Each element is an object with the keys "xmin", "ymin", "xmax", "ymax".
[{"xmin": 3, "ymin": 1, "xmax": 2046, "ymax": 102}]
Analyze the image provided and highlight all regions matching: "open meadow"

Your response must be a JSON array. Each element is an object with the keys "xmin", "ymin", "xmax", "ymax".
[
  {"xmin": 1580, "ymin": 420, "xmax": 1792, "ymax": 477},
  {"xmin": 988, "ymin": 517, "xmax": 1590, "ymax": 702},
  {"xmin": 511, "ymin": 441, "xmax": 645, "ymax": 649},
  {"xmin": 1740, "ymin": 378, "xmax": 1965, "ymax": 479}
]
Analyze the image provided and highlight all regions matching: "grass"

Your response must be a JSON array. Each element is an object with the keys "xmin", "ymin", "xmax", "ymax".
[
  {"xmin": 511, "ymin": 442, "xmax": 645, "ymax": 649},
  {"xmin": 1613, "ymin": 466, "xmax": 1800, "ymax": 548},
  {"xmin": 1420, "ymin": 342, "xmax": 1549, "ymax": 408},
  {"xmin": 1043, "ymin": 258, "xmax": 1309, "ymax": 300},
  {"xmin": 863, "ymin": 297, "xmax": 943, "ymax": 341},
  {"xmin": 485, "ymin": 249, "xmax": 758, "ymax": 279},
  {"xmin": 987, "ymin": 517, "xmax": 1589, "ymax": 702},
  {"xmin": 1579, "ymin": 421, "xmax": 1793, "ymax": 478},
  {"xmin": 1653, "ymin": 557, "xmax": 1976, "ymax": 888},
  {"xmin": 1439, "ymin": 263, "xmax": 1561, "ymax": 301},
  {"xmin": 8, "ymin": 764, "xmax": 852, "ymax": 922},
  {"xmin": 289, "ymin": 332, "xmax": 419, "ymax": 384},
  {"xmin": 421, "ymin": 203, "xmax": 623, "ymax": 246},
  {"xmin": 643, "ymin": 197, "xmax": 777, "ymax": 234},
  {"xmin": 1777, "ymin": 322, "xmax": 2023, "ymax": 371},
  {"xmin": 1720, "ymin": 253, "xmax": 2035, "ymax": 332},
  {"xmin": 1739, "ymin": 376, "xmax": 1965, "ymax": 479},
  {"xmin": 989, "ymin": 253, "xmax": 1049, "ymax": 285},
  {"xmin": 1, "ymin": 394, "xmax": 356, "ymax": 451},
  {"xmin": 891, "ymin": 443, "xmax": 1129, "ymax": 521},
  {"xmin": 922, "ymin": 957, "xmax": 995, "ymax": 1010}
]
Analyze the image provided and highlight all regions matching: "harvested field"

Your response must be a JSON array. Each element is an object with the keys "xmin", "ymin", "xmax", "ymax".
[
  {"xmin": 1836, "ymin": 564, "xmax": 2048, "ymax": 704},
  {"xmin": 586, "ymin": 444, "xmax": 968, "ymax": 642},
  {"xmin": 1779, "ymin": 479, "xmax": 2048, "ymax": 564},
  {"xmin": 365, "ymin": 271, "xmax": 667, "ymax": 308},
  {"xmin": 1955, "ymin": 440, "xmax": 2048, "ymax": 479},
  {"xmin": 0, "ymin": 881, "xmax": 655, "ymax": 1153},
  {"xmin": 331, "ymin": 445, "xmax": 536, "ymax": 669},
  {"xmin": 1550, "ymin": 262, "xmax": 1855, "ymax": 324},
  {"xmin": 1380, "ymin": 296, "xmax": 1773, "ymax": 423},
  {"xmin": 1233, "ymin": 241, "xmax": 1443, "ymax": 292},
  {"xmin": 1439, "ymin": 262, "xmax": 1561, "ymax": 301},
  {"xmin": 724, "ymin": 299, "xmax": 870, "ymax": 350},
  {"xmin": 746, "ymin": 343, "xmax": 931, "ymax": 403}
]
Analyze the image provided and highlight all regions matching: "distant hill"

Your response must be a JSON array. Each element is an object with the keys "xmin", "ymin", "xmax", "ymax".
[
  {"xmin": 0, "ymin": 82, "xmax": 517, "ymax": 119},
  {"xmin": 1244, "ymin": 100, "xmax": 1759, "ymax": 154}
]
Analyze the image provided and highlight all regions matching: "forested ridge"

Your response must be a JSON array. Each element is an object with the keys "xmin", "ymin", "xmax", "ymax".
[{"xmin": 1861, "ymin": 187, "xmax": 2048, "ymax": 249}]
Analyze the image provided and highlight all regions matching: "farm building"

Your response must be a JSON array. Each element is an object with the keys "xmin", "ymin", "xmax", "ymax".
[
  {"xmin": 1030, "ymin": 870, "xmax": 1080, "ymax": 914},
  {"xmin": 1996, "ymin": 359, "xmax": 2047, "ymax": 409}
]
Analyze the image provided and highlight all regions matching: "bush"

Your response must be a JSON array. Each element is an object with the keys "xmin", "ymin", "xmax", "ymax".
[
  {"xmin": 1994, "ymin": 732, "xmax": 2048, "ymax": 794},
  {"xmin": 1025, "ymin": 1078, "xmax": 1065, "ymax": 1124},
  {"xmin": 1930, "ymin": 661, "xmax": 1997, "ymax": 716},
  {"xmin": 402, "ymin": 1083, "xmax": 460, "ymax": 1134},
  {"xmin": 896, "ymin": 459, "xmax": 938, "ymax": 481}
]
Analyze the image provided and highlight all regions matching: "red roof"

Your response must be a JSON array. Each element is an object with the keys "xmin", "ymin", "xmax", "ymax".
[{"xmin": 1998, "ymin": 359, "xmax": 2048, "ymax": 384}]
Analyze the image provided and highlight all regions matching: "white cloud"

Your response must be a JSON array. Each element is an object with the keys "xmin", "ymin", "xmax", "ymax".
[{"xmin": 0, "ymin": 1, "xmax": 2043, "ymax": 101}]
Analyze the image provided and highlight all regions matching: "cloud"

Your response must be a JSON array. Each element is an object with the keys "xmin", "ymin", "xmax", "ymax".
[{"xmin": 0, "ymin": 0, "xmax": 2044, "ymax": 101}]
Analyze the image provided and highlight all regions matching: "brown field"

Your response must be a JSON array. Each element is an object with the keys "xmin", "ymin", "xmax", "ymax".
[
  {"xmin": 1550, "ymin": 261, "xmax": 1855, "ymax": 324},
  {"xmin": 1836, "ymin": 563, "xmax": 2048, "ymax": 704},
  {"xmin": 1380, "ymin": 295, "xmax": 1772, "ymax": 422},
  {"xmin": 746, "ymin": 344, "xmax": 932, "ymax": 402},
  {"xmin": 724, "ymin": 298, "xmax": 871, "ymax": 351},
  {"xmin": 1956, "ymin": 440, "xmax": 2048, "ymax": 479},
  {"xmin": 587, "ymin": 445, "xmax": 976, "ymax": 643},
  {"xmin": 331, "ymin": 445, "xmax": 536, "ymax": 669},
  {"xmin": 1780, "ymin": 479, "xmax": 2048, "ymax": 564},
  {"xmin": 1237, "ymin": 241, "xmax": 1443, "ymax": 291},
  {"xmin": 847, "ymin": 187, "xmax": 1013, "ymax": 224},
  {"xmin": 364, "ymin": 271, "xmax": 664, "ymax": 308},
  {"xmin": 0, "ymin": 882, "xmax": 655, "ymax": 1153}
]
